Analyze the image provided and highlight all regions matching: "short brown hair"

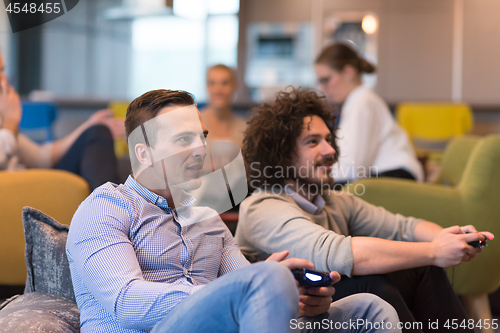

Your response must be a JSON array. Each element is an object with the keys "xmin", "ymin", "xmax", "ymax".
[
  {"xmin": 125, "ymin": 89, "xmax": 194, "ymax": 147},
  {"xmin": 243, "ymin": 87, "xmax": 339, "ymax": 189},
  {"xmin": 315, "ymin": 43, "xmax": 376, "ymax": 74},
  {"xmin": 207, "ymin": 64, "xmax": 236, "ymax": 84}
]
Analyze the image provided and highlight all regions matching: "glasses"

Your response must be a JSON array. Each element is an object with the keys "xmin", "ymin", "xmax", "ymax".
[{"xmin": 317, "ymin": 75, "xmax": 331, "ymax": 86}]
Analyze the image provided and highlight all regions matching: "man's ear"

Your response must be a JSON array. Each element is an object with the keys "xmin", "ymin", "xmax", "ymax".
[{"xmin": 135, "ymin": 143, "xmax": 153, "ymax": 167}]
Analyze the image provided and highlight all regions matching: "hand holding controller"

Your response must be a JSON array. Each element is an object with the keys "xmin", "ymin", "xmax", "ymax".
[
  {"xmin": 292, "ymin": 268, "xmax": 334, "ymax": 289},
  {"xmin": 468, "ymin": 233, "xmax": 488, "ymax": 248}
]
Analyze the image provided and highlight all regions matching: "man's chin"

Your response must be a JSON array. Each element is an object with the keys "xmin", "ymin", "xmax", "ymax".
[
  {"xmin": 173, "ymin": 178, "xmax": 202, "ymax": 191},
  {"xmin": 296, "ymin": 176, "xmax": 334, "ymax": 192}
]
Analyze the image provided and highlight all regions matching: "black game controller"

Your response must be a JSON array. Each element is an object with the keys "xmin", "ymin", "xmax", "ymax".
[
  {"xmin": 291, "ymin": 268, "xmax": 333, "ymax": 289},
  {"xmin": 468, "ymin": 234, "xmax": 487, "ymax": 248}
]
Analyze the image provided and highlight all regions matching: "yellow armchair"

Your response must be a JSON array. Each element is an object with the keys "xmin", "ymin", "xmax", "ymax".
[
  {"xmin": 0, "ymin": 169, "xmax": 89, "ymax": 286},
  {"xmin": 396, "ymin": 102, "xmax": 473, "ymax": 159}
]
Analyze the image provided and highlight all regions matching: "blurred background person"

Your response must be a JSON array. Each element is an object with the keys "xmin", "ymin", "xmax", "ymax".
[
  {"xmin": 0, "ymin": 51, "xmax": 123, "ymax": 190},
  {"xmin": 315, "ymin": 43, "xmax": 423, "ymax": 184},
  {"xmin": 200, "ymin": 64, "xmax": 247, "ymax": 148},
  {"xmin": 189, "ymin": 64, "xmax": 249, "ymax": 214}
]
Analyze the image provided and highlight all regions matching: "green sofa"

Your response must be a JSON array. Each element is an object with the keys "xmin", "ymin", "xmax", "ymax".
[{"xmin": 349, "ymin": 135, "xmax": 500, "ymax": 332}]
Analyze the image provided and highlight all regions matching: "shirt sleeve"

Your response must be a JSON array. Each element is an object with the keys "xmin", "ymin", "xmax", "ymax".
[
  {"xmin": 237, "ymin": 194, "xmax": 354, "ymax": 277},
  {"xmin": 66, "ymin": 189, "xmax": 205, "ymax": 331},
  {"xmin": 218, "ymin": 226, "xmax": 250, "ymax": 277},
  {"xmin": 347, "ymin": 194, "xmax": 422, "ymax": 242}
]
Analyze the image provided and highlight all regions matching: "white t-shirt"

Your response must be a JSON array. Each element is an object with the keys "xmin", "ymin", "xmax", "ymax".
[{"xmin": 331, "ymin": 85, "xmax": 424, "ymax": 182}]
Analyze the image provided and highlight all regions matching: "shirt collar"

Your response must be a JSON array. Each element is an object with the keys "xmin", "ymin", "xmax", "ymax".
[
  {"xmin": 125, "ymin": 175, "xmax": 196, "ymax": 210},
  {"xmin": 284, "ymin": 186, "xmax": 325, "ymax": 215}
]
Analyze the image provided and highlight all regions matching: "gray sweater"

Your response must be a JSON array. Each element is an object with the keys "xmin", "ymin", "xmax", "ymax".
[{"xmin": 235, "ymin": 188, "xmax": 423, "ymax": 277}]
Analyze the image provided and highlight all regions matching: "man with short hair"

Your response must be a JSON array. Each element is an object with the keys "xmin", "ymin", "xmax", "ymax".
[
  {"xmin": 66, "ymin": 89, "xmax": 401, "ymax": 333},
  {"xmin": 236, "ymin": 87, "xmax": 493, "ymax": 333}
]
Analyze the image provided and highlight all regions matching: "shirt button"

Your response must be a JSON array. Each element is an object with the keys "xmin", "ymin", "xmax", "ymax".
[
  {"xmin": 184, "ymin": 269, "xmax": 189, "ymax": 275},
  {"xmin": 158, "ymin": 198, "xmax": 163, "ymax": 204}
]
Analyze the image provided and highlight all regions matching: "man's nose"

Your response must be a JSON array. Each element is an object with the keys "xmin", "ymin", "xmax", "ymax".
[
  {"xmin": 192, "ymin": 137, "xmax": 208, "ymax": 158},
  {"xmin": 321, "ymin": 141, "xmax": 335, "ymax": 158}
]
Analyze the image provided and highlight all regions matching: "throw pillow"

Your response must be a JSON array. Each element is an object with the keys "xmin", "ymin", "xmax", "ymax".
[{"xmin": 23, "ymin": 206, "xmax": 75, "ymax": 302}]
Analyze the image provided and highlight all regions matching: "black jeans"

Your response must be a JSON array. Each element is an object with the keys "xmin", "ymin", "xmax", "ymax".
[
  {"xmin": 332, "ymin": 266, "xmax": 472, "ymax": 333},
  {"xmin": 54, "ymin": 124, "xmax": 119, "ymax": 190},
  {"xmin": 375, "ymin": 168, "xmax": 416, "ymax": 180}
]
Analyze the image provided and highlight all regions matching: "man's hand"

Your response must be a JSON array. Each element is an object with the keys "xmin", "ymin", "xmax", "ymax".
[
  {"xmin": 266, "ymin": 250, "xmax": 313, "ymax": 271},
  {"xmin": 86, "ymin": 109, "xmax": 125, "ymax": 140},
  {"xmin": 297, "ymin": 271, "xmax": 340, "ymax": 317},
  {"xmin": 0, "ymin": 78, "xmax": 22, "ymax": 134},
  {"xmin": 267, "ymin": 251, "xmax": 340, "ymax": 317},
  {"xmin": 431, "ymin": 226, "xmax": 494, "ymax": 267}
]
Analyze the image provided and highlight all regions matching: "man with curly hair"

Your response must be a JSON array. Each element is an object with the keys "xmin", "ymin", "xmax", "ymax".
[
  {"xmin": 67, "ymin": 89, "xmax": 401, "ymax": 333},
  {"xmin": 235, "ymin": 87, "xmax": 493, "ymax": 333}
]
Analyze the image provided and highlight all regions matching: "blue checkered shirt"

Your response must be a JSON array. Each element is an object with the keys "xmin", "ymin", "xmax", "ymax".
[{"xmin": 66, "ymin": 176, "xmax": 250, "ymax": 333}]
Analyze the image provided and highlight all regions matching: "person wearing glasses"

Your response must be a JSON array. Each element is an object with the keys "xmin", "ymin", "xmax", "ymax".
[{"xmin": 315, "ymin": 43, "xmax": 423, "ymax": 184}]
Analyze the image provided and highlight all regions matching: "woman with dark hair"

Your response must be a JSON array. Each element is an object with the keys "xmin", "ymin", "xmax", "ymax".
[{"xmin": 315, "ymin": 43, "xmax": 423, "ymax": 183}]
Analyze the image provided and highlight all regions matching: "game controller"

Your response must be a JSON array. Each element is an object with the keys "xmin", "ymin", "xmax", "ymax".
[
  {"xmin": 468, "ymin": 234, "xmax": 487, "ymax": 248},
  {"xmin": 291, "ymin": 268, "xmax": 333, "ymax": 288}
]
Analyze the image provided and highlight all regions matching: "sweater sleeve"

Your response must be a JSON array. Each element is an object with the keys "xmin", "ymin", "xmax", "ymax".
[
  {"xmin": 347, "ymin": 194, "xmax": 422, "ymax": 242},
  {"xmin": 236, "ymin": 193, "xmax": 354, "ymax": 276}
]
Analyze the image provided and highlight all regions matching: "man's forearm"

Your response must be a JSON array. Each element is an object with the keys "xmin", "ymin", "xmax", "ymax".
[
  {"xmin": 350, "ymin": 237, "xmax": 435, "ymax": 276},
  {"xmin": 50, "ymin": 121, "xmax": 92, "ymax": 165},
  {"xmin": 413, "ymin": 221, "xmax": 443, "ymax": 242}
]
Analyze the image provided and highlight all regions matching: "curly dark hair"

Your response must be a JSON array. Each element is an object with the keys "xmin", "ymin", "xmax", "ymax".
[{"xmin": 243, "ymin": 87, "xmax": 339, "ymax": 190}]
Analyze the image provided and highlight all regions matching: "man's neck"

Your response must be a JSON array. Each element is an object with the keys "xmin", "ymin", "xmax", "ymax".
[{"xmin": 132, "ymin": 175, "xmax": 179, "ymax": 209}]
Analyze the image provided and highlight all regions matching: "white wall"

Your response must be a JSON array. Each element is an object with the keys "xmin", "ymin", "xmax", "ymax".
[{"xmin": 462, "ymin": 0, "xmax": 500, "ymax": 105}]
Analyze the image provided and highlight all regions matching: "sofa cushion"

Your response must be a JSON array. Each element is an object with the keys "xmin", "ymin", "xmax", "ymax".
[
  {"xmin": 23, "ymin": 207, "xmax": 75, "ymax": 302},
  {"xmin": 0, "ymin": 292, "xmax": 79, "ymax": 332}
]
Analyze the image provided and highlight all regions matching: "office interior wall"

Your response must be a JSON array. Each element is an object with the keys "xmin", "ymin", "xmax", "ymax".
[
  {"xmin": 0, "ymin": 3, "xmax": 10, "ymax": 78},
  {"xmin": 240, "ymin": 0, "xmax": 500, "ymax": 105},
  {"xmin": 462, "ymin": 0, "xmax": 500, "ymax": 106},
  {"xmin": 40, "ymin": 0, "xmax": 132, "ymax": 100}
]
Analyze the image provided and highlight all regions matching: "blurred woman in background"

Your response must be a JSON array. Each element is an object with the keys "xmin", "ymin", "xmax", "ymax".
[
  {"xmin": 191, "ymin": 64, "xmax": 248, "ymax": 213},
  {"xmin": 200, "ymin": 64, "xmax": 247, "ymax": 148},
  {"xmin": 315, "ymin": 43, "xmax": 423, "ymax": 184}
]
